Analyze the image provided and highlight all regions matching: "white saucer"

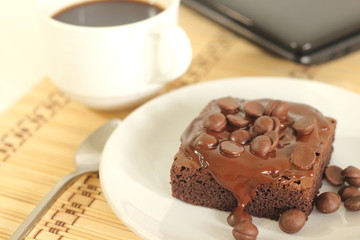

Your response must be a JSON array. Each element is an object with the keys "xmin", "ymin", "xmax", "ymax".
[
  {"xmin": 100, "ymin": 77, "xmax": 360, "ymax": 240},
  {"xmin": 63, "ymin": 84, "xmax": 161, "ymax": 110}
]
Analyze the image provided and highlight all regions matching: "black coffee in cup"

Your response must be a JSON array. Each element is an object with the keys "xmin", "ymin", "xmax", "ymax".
[{"xmin": 52, "ymin": 0, "xmax": 163, "ymax": 27}]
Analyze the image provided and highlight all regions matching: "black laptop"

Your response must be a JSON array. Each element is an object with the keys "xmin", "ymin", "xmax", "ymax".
[{"xmin": 182, "ymin": 0, "xmax": 360, "ymax": 65}]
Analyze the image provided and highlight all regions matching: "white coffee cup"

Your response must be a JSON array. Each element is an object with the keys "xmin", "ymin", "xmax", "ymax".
[{"xmin": 37, "ymin": 0, "xmax": 192, "ymax": 110}]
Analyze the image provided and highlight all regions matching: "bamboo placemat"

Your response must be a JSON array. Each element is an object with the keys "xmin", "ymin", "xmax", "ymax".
[{"xmin": 1, "ymin": 5, "xmax": 360, "ymax": 240}]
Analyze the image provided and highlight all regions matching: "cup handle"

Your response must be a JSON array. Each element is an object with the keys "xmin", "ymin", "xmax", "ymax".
[{"xmin": 151, "ymin": 24, "xmax": 192, "ymax": 83}]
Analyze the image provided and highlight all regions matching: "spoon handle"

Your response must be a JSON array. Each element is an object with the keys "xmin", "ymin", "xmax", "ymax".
[{"xmin": 9, "ymin": 170, "xmax": 87, "ymax": 240}]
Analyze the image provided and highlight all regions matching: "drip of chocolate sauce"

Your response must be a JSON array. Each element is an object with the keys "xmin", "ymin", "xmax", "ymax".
[{"xmin": 181, "ymin": 97, "xmax": 333, "ymax": 227}]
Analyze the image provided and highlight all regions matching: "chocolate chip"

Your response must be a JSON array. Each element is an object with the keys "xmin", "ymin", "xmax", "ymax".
[
  {"xmin": 315, "ymin": 192, "xmax": 341, "ymax": 214},
  {"xmin": 220, "ymin": 141, "xmax": 245, "ymax": 157},
  {"xmin": 264, "ymin": 130, "xmax": 279, "ymax": 151},
  {"xmin": 250, "ymin": 135, "xmax": 272, "ymax": 157},
  {"xmin": 271, "ymin": 101, "xmax": 289, "ymax": 120},
  {"xmin": 230, "ymin": 129, "xmax": 251, "ymax": 144},
  {"xmin": 227, "ymin": 114, "xmax": 251, "ymax": 128},
  {"xmin": 293, "ymin": 117, "xmax": 316, "ymax": 135},
  {"xmin": 290, "ymin": 145, "xmax": 316, "ymax": 170},
  {"xmin": 217, "ymin": 97, "xmax": 240, "ymax": 113},
  {"xmin": 324, "ymin": 165, "xmax": 345, "ymax": 186},
  {"xmin": 227, "ymin": 211, "xmax": 252, "ymax": 227},
  {"xmin": 345, "ymin": 178, "xmax": 360, "ymax": 187},
  {"xmin": 342, "ymin": 166, "xmax": 360, "ymax": 187},
  {"xmin": 342, "ymin": 166, "xmax": 360, "ymax": 178},
  {"xmin": 244, "ymin": 101, "xmax": 264, "ymax": 117},
  {"xmin": 264, "ymin": 100, "xmax": 279, "ymax": 116},
  {"xmin": 265, "ymin": 100, "xmax": 288, "ymax": 121},
  {"xmin": 253, "ymin": 116, "xmax": 274, "ymax": 135},
  {"xmin": 272, "ymin": 117, "xmax": 281, "ymax": 132},
  {"xmin": 232, "ymin": 220, "xmax": 258, "ymax": 240},
  {"xmin": 278, "ymin": 209, "xmax": 307, "ymax": 234},
  {"xmin": 338, "ymin": 186, "xmax": 360, "ymax": 201},
  {"xmin": 194, "ymin": 133, "xmax": 218, "ymax": 150},
  {"xmin": 203, "ymin": 112, "xmax": 227, "ymax": 132},
  {"xmin": 344, "ymin": 195, "xmax": 360, "ymax": 211}
]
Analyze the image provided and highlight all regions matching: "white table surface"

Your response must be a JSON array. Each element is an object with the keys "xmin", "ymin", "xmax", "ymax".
[{"xmin": 0, "ymin": 0, "xmax": 46, "ymax": 114}]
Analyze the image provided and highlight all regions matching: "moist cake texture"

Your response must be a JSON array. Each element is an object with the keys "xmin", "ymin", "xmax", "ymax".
[{"xmin": 170, "ymin": 97, "xmax": 336, "ymax": 224}]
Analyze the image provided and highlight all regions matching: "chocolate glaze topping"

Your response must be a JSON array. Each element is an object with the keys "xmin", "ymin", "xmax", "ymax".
[{"xmin": 181, "ymin": 97, "xmax": 335, "ymax": 226}]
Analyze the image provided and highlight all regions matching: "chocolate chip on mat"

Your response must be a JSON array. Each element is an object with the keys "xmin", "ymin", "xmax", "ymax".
[
  {"xmin": 315, "ymin": 192, "xmax": 341, "ymax": 214},
  {"xmin": 324, "ymin": 165, "xmax": 345, "ymax": 186},
  {"xmin": 278, "ymin": 209, "xmax": 307, "ymax": 234},
  {"xmin": 338, "ymin": 186, "xmax": 360, "ymax": 201},
  {"xmin": 342, "ymin": 166, "xmax": 360, "ymax": 187},
  {"xmin": 232, "ymin": 220, "xmax": 258, "ymax": 240},
  {"xmin": 203, "ymin": 112, "xmax": 227, "ymax": 132},
  {"xmin": 244, "ymin": 101, "xmax": 264, "ymax": 117},
  {"xmin": 290, "ymin": 145, "xmax": 316, "ymax": 170},
  {"xmin": 344, "ymin": 195, "xmax": 360, "ymax": 211}
]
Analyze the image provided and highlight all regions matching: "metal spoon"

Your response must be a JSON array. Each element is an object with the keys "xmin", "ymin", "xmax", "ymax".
[{"xmin": 9, "ymin": 119, "xmax": 120, "ymax": 240}]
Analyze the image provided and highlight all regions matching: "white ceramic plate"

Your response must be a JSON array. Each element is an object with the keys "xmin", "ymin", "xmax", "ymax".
[{"xmin": 100, "ymin": 77, "xmax": 360, "ymax": 240}]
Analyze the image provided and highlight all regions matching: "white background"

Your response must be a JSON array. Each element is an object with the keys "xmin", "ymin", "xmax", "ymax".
[{"xmin": 0, "ymin": 0, "xmax": 46, "ymax": 114}]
